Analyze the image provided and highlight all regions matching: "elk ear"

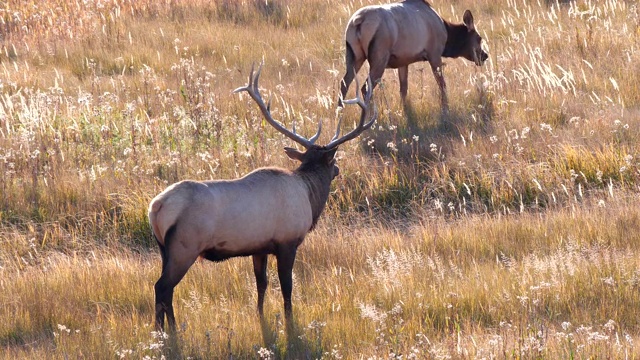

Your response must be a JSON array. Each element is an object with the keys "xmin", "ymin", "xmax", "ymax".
[
  {"xmin": 323, "ymin": 148, "xmax": 338, "ymax": 163},
  {"xmin": 463, "ymin": 10, "xmax": 475, "ymax": 32},
  {"xmin": 284, "ymin": 147, "xmax": 306, "ymax": 162}
]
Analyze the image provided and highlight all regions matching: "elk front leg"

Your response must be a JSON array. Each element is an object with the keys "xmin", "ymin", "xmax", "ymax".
[
  {"xmin": 431, "ymin": 63, "xmax": 449, "ymax": 115},
  {"xmin": 275, "ymin": 243, "xmax": 299, "ymax": 323},
  {"xmin": 398, "ymin": 66, "xmax": 409, "ymax": 102},
  {"xmin": 252, "ymin": 254, "xmax": 269, "ymax": 318}
]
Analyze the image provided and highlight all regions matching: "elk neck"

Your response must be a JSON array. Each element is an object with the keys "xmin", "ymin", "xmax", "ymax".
[
  {"xmin": 441, "ymin": 21, "xmax": 469, "ymax": 59},
  {"xmin": 295, "ymin": 161, "xmax": 334, "ymax": 230}
]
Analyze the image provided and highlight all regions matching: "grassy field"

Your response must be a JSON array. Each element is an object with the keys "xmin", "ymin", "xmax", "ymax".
[{"xmin": 1, "ymin": 0, "xmax": 640, "ymax": 358}]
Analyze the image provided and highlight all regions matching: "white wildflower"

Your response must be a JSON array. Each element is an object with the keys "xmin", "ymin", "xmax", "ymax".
[
  {"xmin": 604, "ymin": 320, "xmax": 616, "ymax": 333},
  {"xmin": 257, "ymin": 347, "xmax": 274, "ymax": 360},
  {"xmin": 57, "ymin": 324, "xmax": 71, "ymax": 334}
]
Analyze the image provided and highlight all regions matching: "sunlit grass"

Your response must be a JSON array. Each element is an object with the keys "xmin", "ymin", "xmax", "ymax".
[{"xmin": 3, "ymin": 202, "xmax": 640, "ymax": 358}]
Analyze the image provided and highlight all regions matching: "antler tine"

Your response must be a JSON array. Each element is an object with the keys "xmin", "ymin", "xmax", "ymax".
[
  {"xmin": 341, "ymin": 76, "xmax": 369, "ymax": 108},
  {"xmin": 292, "ymin": 117, "xmax": 322, "ymax": 145},
  {"xmin": 233, "ymin": 63, "xmax": 322, "ymax": 149},
  {"xmin": 232, "ymin": 62, "xmax": 258, "ymax": 95},
  {"xmin": 308, "ymin": 120, "xmax": 322, "ymax": 144},
  {"xmin": 330, "ymin": 116, "xmax": 343, "ymax": 143},
  {"xmin": 326, "ymin": 76, "xmax": 377, "ymax": 149},
  {"xmin": 331, "ymin": 76, "xmax": 361, "ymax": 143}
]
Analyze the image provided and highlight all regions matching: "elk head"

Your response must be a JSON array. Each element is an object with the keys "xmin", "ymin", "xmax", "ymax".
[{"xmin": 461, "ymin": 10, "xmax": 489, "ymax": 66}]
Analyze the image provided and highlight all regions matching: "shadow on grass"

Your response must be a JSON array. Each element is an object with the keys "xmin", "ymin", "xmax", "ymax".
[
  {"xmin": 259, "ymin": 315, "xmax": 323, "ymax": 360},
  {"xmin": 366, "ymin": 85, "xmax": 496, "ymax": 163},
  {"xmin": 407, "ymin": 88, "xmax": 495, "ymax": 139},
  {"xmin": 335, "ymin": 86, "xmax": 497, "ymax": 220},
  {"xmin": 164, "ymin": 333, "xmax": 187, "ymax": 359},
  {"xmin": 0, "ymin": 324, "xmax": 56, "ymax": 350}
]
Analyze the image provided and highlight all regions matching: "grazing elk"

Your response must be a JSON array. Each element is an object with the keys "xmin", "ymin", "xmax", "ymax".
[
  {"xmin": 149, "ymin": 64, "xmax": 377, "ymax": 332},
  {"xmin": 338, "ymin": 0, "xmax": 488, "ymax": 113}
]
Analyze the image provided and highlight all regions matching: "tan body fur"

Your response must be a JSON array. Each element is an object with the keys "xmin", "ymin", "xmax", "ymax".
[
  {"xmin": 345, "ymin": 2, "xmax": 447, "ymax": 71},
  {"xmin": 149, "ymin": 169, "xmax": 312, "ymax": 256}
]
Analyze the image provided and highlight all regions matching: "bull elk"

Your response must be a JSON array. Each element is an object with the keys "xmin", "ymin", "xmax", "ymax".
[
  {"xmin": 148, "ymin": 64, "xmax": 377, "ymax": 332},
  {"xmin": 338, "ymin": 0, "xmax": 489, "ymax": 113}
]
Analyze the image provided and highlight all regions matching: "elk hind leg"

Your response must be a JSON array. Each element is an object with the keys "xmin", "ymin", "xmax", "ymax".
[
  {"xmin": 339, "ymin": 42, "xmax": 365, "ymax": 108},
  {"xmin": 365, "ymin": 40, "xmax": 391, "ymax": 98},
  {"xmin": 154, "ymin": 232, "xmax": 198, "ymax": 332},
  {"xmin": 252, "ymin": 254, "xmax": 269, "ymax": 318}
]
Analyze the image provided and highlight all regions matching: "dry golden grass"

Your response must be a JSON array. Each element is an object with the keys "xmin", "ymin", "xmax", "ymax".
[{"xmin": 2, "ymin": 0, "xmax": 640, "ymax": 358}]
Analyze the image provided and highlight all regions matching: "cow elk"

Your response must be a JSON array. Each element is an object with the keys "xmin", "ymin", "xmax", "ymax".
[
  {"xmin": 148, "ymin": 64, "xmax": 377, "ymax": 332},
  {"xmin": 339, "ymin": 0, "xmax": 489, "ymax": 113}
]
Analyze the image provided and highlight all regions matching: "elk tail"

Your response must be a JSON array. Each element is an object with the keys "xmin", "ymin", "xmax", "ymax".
[
  {"xmin": 354, "ymin": 14, "xmax": 380, "ymax": 59},
  {"xmin": 148, "ymin": 184, "xmax": 190, "ymax": 247},
  {"xmin": 154, "ymin": 231, "xmax": 167, "ymax": 267},
  {"xmin": 346, "ymin": 13, "xmax": 378, "ymax": 61},
  {"xmin": 148, "ymin": 199, "xmax": 165, "ymax": 245},
  {"xmin": 147, "ymin": 201, "xmax": 168, "ymax": 270}
]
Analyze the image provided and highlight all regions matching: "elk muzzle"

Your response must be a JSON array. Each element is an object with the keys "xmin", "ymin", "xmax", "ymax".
[{"xmin": 475, "ymin": 49, "xmax": 489, "ymax": 66}]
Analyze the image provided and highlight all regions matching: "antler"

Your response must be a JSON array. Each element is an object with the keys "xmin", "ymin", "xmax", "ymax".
[
  {"xmin": 233, "ymin": 63, "xmax": 322, "ymax": 149},
  {"xmin": 325, "ymin": 76, "xmax": 378, "ymax": 150}
]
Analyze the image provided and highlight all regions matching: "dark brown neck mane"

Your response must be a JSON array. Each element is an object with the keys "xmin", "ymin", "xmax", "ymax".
[
  {"xmin": 296, "ymin": 163, "xmax": 334, "ymax": 230},
  {"xmin": 442, "ymin": 21, "xmax": 469, "ymax": 58}
]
